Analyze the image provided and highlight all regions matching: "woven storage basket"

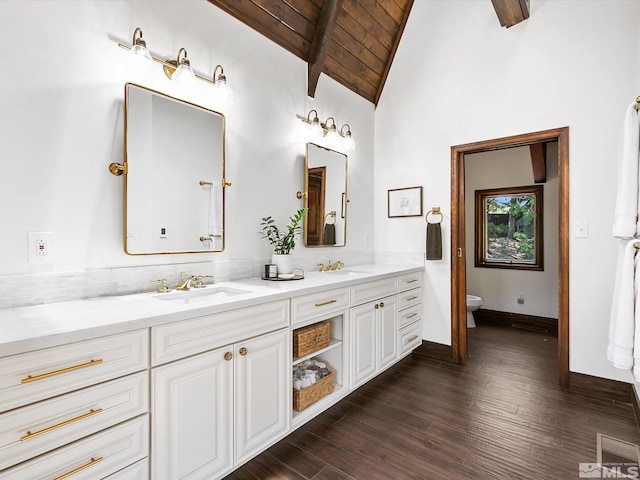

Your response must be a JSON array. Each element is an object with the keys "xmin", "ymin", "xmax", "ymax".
[
  {"xmin": 293, "ymin": 321, "xmax": 330, "ymax": 357},
  {"xmin": 293, "ymin": 372, "xmax": 334, "ymax": 412}
]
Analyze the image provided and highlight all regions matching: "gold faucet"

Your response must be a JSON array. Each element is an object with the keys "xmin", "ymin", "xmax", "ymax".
[
  {"xmin": 329, "ymin": 260, "xmax": 344, "ymax": 271},
  {"xmin": 176, "ymin": 272, "xmax": 197, "ymax": 291},
  {"xmin": 317, "ymin": 260, "xmax": 344, "ymax": 272}
]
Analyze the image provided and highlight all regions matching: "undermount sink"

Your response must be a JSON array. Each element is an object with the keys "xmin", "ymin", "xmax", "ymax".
[
  {"xmin": 322, "ymin": 269, "xmax": 369, "ymax": 276},
  {"xmin": 154, "ymin": 286, "xmax": 251, "ymax": 304}
]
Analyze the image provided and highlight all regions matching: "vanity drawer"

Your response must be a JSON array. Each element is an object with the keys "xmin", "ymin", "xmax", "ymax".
[
  {"xmin": 397, "ymin": 287, "xmax": 422, "ymax": 311},
  {"xmin": 398, "ymin": 271, "xmax": 423, "ymax": 292},
  {"xmin": 398, "ymin": 304, "xmax": 422, "ymax": 329},
  {"xmin": 350, "ymin": 277, "xmax": 398, "ymax": 307},
  {"xmin": 0, "ymin": 372, "xmax": 148, "ymax": 470},
  {"xmin": 290, "ymin": 287, "xmax": 350, "ymax": 325},
  {"xmin": 0, "ymin": 330, "xmax": 148, "ymax": 413},
  {"xmin": 399, "ymin": 322, "xmax": 422, "ymax": 356},
  {"xmin": 0, "ymin": 415, "xmax": 148, "ymax": 480},
  {"xmin": 104, "ymin": 458, "xmax": 148, "ymax": 479},
  {"xmin": 152, "ymin": 300, "xmax": 289, "ymax": 365}
]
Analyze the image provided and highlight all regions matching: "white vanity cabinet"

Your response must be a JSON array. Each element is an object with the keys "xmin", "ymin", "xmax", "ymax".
[
  {"xmin": 150, "ymin": 302, "xmax": 290, "ymax": 480},
  {"xmin": 350, "ymin": 296, "xmax": 398, "ymax": 388},
  {"xmin": 0, "ymin": 331, "xmax": 149, "ymax": 479},
  {"xmin": 397, "ymin": 272, "xmax": 423, "ymax": 357},
  {"xmin": 349, "ymin": 278, "xmax": 399, "ymax": 389}
]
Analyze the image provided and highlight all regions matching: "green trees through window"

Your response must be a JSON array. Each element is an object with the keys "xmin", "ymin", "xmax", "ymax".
[{"xmin": 475, "ymin": 185, "xmax": 543, "ymax": 271}]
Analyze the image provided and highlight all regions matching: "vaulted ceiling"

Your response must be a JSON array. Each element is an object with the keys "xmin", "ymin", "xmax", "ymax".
[{"xmin": 207, "ymin": 0, "xmax": 530, "ymax": 105}]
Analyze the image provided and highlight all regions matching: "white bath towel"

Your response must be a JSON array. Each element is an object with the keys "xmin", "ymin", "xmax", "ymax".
[
  {"xmin": 608, "ymin": 239, "xmax": 638, "ymax": 370},
  {"xmin": 612, "ymin": 102, "xmax": 640, "ymax": 238}
]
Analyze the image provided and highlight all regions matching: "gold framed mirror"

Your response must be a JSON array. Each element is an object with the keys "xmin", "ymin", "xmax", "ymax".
[
  {"xmin": 122, "ymin": 83, "xmax": 226, "ymax": 254},
  {"xmin": 303, "ymin": 143, "xmax": 347, "ymax": 247}
]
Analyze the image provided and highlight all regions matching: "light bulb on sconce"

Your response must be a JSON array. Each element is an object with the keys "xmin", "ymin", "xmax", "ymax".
[
  {"xmin": 324, "ymin": 117, "xmax": 340, "ymax": 147},
  {"xmin": 340, "ymin": 124, "xmax": 355, "ymax": 151},
  {"xmin": 212, "ymin": 64, "xmax": 234, "ymax": 107},
  {"xmin": 167, "ymin": 48, "xmax": 195, "ymax": 85},
  {"xmin": 129, "ymin": 27, "xmax": 152, "ymax": 61},
  {"xmin": 306, "ymin": 110, "xmax": 323, "ymax": 140}
]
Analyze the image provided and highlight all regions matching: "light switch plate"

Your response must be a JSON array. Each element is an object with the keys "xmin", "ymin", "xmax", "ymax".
[{"xmin": 575, "ymin": 222, "xmax": 588, "ymax": 238}]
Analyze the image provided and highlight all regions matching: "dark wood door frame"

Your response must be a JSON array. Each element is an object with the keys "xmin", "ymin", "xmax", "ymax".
[{"xmin": 451, "ymin": 127, "xmax": 570, "ymax": 387}]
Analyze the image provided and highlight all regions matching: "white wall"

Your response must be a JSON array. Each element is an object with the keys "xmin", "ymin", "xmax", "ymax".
[
  {"xmin": 375, "ymin": 0, "xmax": 640, "ymax": 381},
  {"xmin": 464, "ymin": 145, "xmax": 559, "ymax": 319},
  {"xmin": 0, "ymin": 1, "xmax": 374, "ymax": 278}
]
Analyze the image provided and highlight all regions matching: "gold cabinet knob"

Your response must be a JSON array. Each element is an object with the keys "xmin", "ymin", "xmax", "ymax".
[
  {"xmin": 374, "ymin": 304, "xmax": 379, "ymax": 309},
  {"xmin": 380, "ymin": 302, "xmax": 384, "ymax": 308},
  {"xmin": 224, "ymin": 352, "xmax": 232, "ymax": 361},
  {"xmin": 239, "ymin": 347, "xmax": 248, "ymax": 356}
]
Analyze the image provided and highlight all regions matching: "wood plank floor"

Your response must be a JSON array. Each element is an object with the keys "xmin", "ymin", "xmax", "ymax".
[{"xmin": 225, "ymin": 324, "xmax": 640, "ymax": 479}]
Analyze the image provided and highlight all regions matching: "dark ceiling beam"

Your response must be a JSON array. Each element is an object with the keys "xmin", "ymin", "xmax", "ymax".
[
  {"xmin": 374, "ymin": 0, "xmax": 414, "ymax": 106},
  {"xmin": 490, "ymin": 0, "xmax": 530, "ymax": 28},
  {"xmin": 307, "ymin": 0, "xmax": 343, "ymax": 98},
  {"xmin": 529, "ymin": 142, "xmax": 547, "ymax": 183}
]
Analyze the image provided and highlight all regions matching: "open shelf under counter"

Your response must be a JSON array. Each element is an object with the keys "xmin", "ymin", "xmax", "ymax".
[
  {"xmin": 292, "ymin": 339, "xmax": 343, "ymax": 366},
  {"xmin": 291, "ymin": 383, "xmax": 346, "ymax": 426}
]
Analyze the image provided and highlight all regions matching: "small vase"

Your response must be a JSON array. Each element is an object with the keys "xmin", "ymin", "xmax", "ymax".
[{"xmin": 272, "ymin": 253, "xmax": 293, "ymax": 275}]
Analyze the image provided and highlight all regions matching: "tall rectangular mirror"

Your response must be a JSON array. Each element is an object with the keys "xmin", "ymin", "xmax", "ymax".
[
  {"xmin": 124, "ymin": 83, "xmax": 226, "ymax": 254},
  {"xmin": 304, "ymin": 143, "xmax": 347, "ymax": 247}
]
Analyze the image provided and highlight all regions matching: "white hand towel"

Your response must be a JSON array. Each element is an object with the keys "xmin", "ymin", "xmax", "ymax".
[
  {"xmin": 608, "ymin": 239, "xmax": 637, "ymax": 369},
  {"xmin": 612, "ymin": 102, "xmax": 640, "ymax": 238}
]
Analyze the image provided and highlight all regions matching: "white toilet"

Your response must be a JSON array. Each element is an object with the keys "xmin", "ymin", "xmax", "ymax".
[{"xmin": 466, "ymin": 294, "xmax": 483, "ymax": 328}]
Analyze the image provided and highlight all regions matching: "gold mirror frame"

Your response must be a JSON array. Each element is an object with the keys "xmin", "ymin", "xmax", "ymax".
[
  {"xmin": 303, "ymin": 143, "xmax": 348, "ymax": 247},
  {"xmin": 122, "ymin": 83, "xmax": 226, "ymax": 255}
]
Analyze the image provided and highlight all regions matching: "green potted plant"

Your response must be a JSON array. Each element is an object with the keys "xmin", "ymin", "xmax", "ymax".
[{"xmin": 260, "ymin": 208, "xmax": 307, "ymax": 274}]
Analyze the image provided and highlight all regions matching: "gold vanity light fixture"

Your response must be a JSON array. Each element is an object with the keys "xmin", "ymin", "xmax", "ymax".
[
  {"xmin": 118, "ymin": 28, "xmax": 232, "ymax": 93},
  {"xmin": 299, "ymin": 110, "xmax": 355, "ymax": 152}
]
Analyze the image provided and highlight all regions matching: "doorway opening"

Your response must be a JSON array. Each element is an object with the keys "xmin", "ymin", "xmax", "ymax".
[{"xmin": 450, "ymin": 127, "xmax": 569, "ymax": 387}]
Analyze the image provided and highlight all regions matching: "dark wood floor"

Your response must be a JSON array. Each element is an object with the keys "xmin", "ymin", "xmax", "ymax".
[{"xmin": 225, "ymin": 324, "xmax": 640, "ymax": 479}]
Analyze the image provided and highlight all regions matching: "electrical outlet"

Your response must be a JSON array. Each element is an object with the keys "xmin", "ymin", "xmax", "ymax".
[
  {"xmin": 28, "ymin": 232, "xmax": 55, "ymax": 263},
  {"xmin": 517, "ymin": 293, "xmax": 525, "ymax": 305}
]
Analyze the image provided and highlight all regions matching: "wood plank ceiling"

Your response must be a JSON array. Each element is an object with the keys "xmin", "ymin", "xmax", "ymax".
[
  {"xmin": 207, "ymin": 0, "xmax": 414, "ymax": 105},
  {"xmin": 207, "ymin": 0, "xmax": 531, "ymax": 105}
]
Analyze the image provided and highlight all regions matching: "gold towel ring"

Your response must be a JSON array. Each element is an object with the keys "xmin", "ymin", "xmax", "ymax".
[
  {"xmin": 426, "ymin": 207, "xmax": 443, "ymax": 224},
  {"xmin": 325, "ymin": 211, "xmax": 336, "ymax": 225}
]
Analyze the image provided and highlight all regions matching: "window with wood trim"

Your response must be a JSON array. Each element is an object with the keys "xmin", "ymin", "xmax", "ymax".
[{"xmin": 475, "ymin": 185, "xmax": 543, "ymax": 271}]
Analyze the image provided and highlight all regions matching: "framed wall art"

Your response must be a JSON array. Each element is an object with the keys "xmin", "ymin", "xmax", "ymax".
[{"xmin": 388, "ymin": 186, "xmax": 423, "ymax": 218}]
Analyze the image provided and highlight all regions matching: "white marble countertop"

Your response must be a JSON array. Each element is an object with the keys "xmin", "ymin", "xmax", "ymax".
[{"xmin": 0, "ymin": 263, "xmax": 423, "ymax": 357}]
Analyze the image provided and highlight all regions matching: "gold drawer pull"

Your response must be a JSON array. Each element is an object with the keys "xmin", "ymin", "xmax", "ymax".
[
  {"xmin": 53, "ymin": 457, "xmax": 103, "ymax": 480},
  {"xmin": 405, "ymin": 296, "xmax": 418, "ymax": 301},
  {"xmin": 406, "ymin": 313, "xmax": 418, "ymax": 319},
  {"xmin": 21, "ymin": 359, "xmax": 103, "ymax": 384},
  {"xmin": 406, "ymin": 279, "xmax": 418, "ymax": 283},
  {"xmin": 20, "ymin": 408, "xmax": 103, "ymax": 441},
  {"xmin": 314, "ymin": 299, "xmax": 337, "ymax": 307},
  {"xmin": 407, "ymin": 335, "xmax": 420, "ymax": 343},
  {"xmin": 239, "ymin": 347, "xmax": 248, "ymax": 356},
  {"xmin": 224, "ymin": 351, "xmax": 233, "ymax": 361}
]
